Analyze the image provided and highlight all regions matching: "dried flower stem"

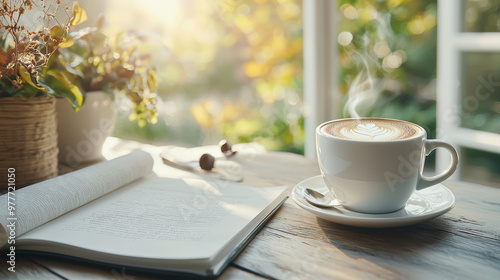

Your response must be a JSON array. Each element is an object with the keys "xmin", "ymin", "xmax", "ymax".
[{"xmin": 0, "ymin": 0, "xmax": 72, "ymax": 90}]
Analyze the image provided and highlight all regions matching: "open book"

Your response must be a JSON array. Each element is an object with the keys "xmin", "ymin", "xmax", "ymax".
[{"xmin": 0, "ymin": 150, "xmax": 288, "ymax": 277}]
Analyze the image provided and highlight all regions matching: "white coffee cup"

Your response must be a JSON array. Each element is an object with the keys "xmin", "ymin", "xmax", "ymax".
[{"xmin": 316, "ymin": 118, "xmax": 459, "ymax": 214}]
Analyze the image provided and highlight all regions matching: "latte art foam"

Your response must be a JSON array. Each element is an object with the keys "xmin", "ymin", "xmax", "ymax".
[{"xmin": 322, "ymin": 119, "xmax": 423, "ymax": 141}]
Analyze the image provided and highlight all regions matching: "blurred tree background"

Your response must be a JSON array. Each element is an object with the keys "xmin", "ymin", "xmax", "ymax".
[
  {"xmin": 464, "ymin": 0, "xmax": 500, "ymax": 32},
  {"xmin": 96, "ymin": 0, "xmax": 304, "ymax": 153},
  {"xmin": 75, "ymin": 0, "xmax": 500, "ymax": 186},
  {"xmin": 338, "ymin": 0, "xmax": 437, "ymax": 137},
  {"xmin": 81, "ymin": 0, "xmax": 439, "ymax": 155}
]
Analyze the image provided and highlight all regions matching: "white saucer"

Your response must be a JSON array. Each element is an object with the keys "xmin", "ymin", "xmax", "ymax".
[{"xmin": 292, "ymin": 176, "xmax": 455, "ymax": 228}]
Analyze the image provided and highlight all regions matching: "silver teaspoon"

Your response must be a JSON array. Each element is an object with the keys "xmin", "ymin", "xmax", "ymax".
[{"xmin": 303, "ymin": 188, "xmax": 338, "ymax": 208}]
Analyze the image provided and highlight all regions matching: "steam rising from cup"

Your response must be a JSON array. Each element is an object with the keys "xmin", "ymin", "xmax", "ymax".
[
  {"xmin": 343, "ymin": 50, "xmax": 383, "ymax": 119},
  {"xmin": 341, "ymin": 14, "xmax": 398, "ymax": 119}
]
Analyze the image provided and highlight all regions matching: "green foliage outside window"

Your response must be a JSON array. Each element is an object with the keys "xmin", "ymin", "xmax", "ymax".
[
  {"xmin": 105, "ymin": 0, "xmax": 438, "ymax": 156},
  {"xmin": 338, "ymin": 0, "xmax": 438, "ymax": 139}
]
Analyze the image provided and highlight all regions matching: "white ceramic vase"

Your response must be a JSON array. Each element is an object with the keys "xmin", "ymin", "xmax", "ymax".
[{"xmin": 56, "ymin": 91, "xmax": 116, "ymax": 165}]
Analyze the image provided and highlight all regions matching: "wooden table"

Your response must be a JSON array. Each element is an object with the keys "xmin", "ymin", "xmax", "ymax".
[{"xmin": 2, "ymin": 138, "xmax": 500, "ymax": 279}]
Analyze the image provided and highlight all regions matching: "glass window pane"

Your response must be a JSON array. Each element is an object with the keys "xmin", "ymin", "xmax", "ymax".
[
  {"xmin": 463, "ymin": 0, "xmax": 500, "ymax": 32},
  {"xmin": 338, "ymin": 1, "xmax": 438, "ymax": 138},
  {"xmin": 79, "ymin": 0, "xmax": 304, "ymax": 153},
  {"xmin": 460, "ymin": 52, "xmax": 500, "ymax": 133},
  {"xmin": 461, "ymin": 147, "xmax": 500, "ymax": 188}
]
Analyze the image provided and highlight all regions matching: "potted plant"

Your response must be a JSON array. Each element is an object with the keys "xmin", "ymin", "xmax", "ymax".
[
  {"xmin": 0, "ymin": 1, "xmax": 86, "ymax": 188},
  {"xmin": 53, "ymin": 15, "xmax": 159, "ymax": 165}
]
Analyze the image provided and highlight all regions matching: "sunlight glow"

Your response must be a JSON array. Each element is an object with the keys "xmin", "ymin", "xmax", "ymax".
[{"xmin": 105, "ymin": 0, "xmax": 181, "ymax": 35}]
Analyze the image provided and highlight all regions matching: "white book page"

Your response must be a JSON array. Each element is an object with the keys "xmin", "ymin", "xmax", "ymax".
[
  {"xmin": 0, "ymin": 150, "xmax": 154, "ymax": 246},
  {"xmin": 18, "ymin": 177, "xmax": 287, "ymax": 260}
]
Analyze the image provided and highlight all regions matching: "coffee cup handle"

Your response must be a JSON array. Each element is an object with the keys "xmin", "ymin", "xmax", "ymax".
[{"xmin": 417, "ymin": 140, "xmax": 459, "ymax": 190}]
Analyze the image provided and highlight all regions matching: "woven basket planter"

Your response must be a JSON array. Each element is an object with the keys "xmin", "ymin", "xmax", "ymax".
[{"xmin": 0, "ymin": 96, "xmax": 59, "ymax": 188}]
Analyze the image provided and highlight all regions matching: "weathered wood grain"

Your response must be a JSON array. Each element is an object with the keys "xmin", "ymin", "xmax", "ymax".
[
  {"xmin": 232, "ymin": 196, "xmax": 500, "ymax": 280},
  {"xmin": 4, "ymin": 138, "xmax": 500, "ymax": 279},
  {"xmin": 230, "ymin": 155, "xmax": 500, "ymax": 280}
]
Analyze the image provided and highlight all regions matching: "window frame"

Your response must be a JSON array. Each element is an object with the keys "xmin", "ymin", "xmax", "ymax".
[
  {"xmin": 303, "ymin": 0, "xmax": 339, "ymax": 159},
  {"xmin": 437, "ymin": 0, "xmax": 500, "ymax": 180}
]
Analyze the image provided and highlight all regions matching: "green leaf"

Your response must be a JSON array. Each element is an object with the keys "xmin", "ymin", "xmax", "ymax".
[
  {"xmin": 147, "ymin": 69, "xmax": 158, "ymax": 90},
  {"xmin": 19, "ymin": 65, "xmax": 45, "ymax": 91},
  {"xmin": 58, "ymin": 36, "xmax": 74, "ymax": 49},
  {"xmin": 50, "ymin": 26, "xmax": 64, "ymax": 40},
  {"xmin": 63, "ymin": 41, "xmax": 90, "ymax": 62},
  {"xmin": 71, "ymin": 2, "xmax": 88, "ymax": 26},
  {"xmin": 16, "ymin": 84, "xmax": 41, "ymax": 98},
  {"xmin": 41, "ymin": 72, "xmax": 83, "ymax": 111}
]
